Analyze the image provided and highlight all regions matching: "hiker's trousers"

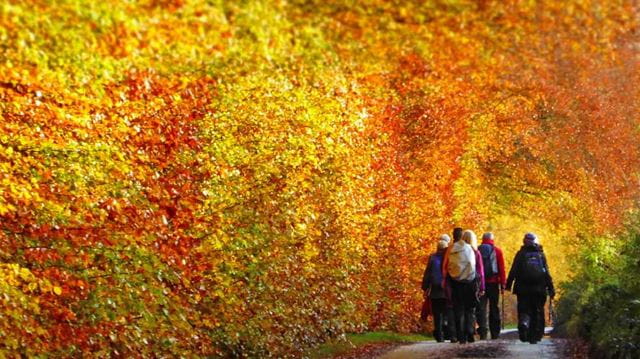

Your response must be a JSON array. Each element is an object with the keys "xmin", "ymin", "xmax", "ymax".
[
  {"xmin": 477, "ymin": 282, "xmax": 501, "ymax": 338},
  {"xmin": 517, "ymin": 293, "xmax": 546, "ymax": 342},
  {"xmin": 431, "ymin": 298, "xmax": 447, "ymax": 341},
  {"xmin": 450, "ymin": 278, "xmax": 476, "ymax": 343}
]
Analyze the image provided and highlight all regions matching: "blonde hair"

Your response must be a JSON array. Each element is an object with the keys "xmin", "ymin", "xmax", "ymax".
[{"xmin": 462, "ymin": 230, "xmax": 478, "ymax": 250}]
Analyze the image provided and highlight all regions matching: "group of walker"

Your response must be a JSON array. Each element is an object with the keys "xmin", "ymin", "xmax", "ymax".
[{"xmin": 421, "ymin": 228, "xmax": 555, "ymax": 344}]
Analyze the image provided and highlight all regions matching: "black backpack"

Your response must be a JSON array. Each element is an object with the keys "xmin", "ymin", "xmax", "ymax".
[
  {"xmin": 520, "ymin": 251, "xmax": 546, "ymax": 283},
  {"xmin": 478, "ymin": 244, "xmax": 498, "ymax": 278}
]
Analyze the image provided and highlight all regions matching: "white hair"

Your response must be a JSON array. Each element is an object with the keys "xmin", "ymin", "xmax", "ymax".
[{"xmin": 482, "ymin": 232, "xmax": 494, "ymax": 241}]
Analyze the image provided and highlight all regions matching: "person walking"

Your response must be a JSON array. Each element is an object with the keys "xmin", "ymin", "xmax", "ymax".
[
  {"xmin": 442, "ymin": 228, "xmax": 477, "ymax": 344},
  {"xmin": 444, "ymin": 228, "xmax": 463, "ymax": 343},
  {"xmin": 506, "ymin": 233, "xmax": 555, "ymax": 344},
  {"xmin": 421, "ymin": 237, "xmax": 449, "ymax": 342},
  {"xmin": 476, "ymin": 232, "xmax": 506, "ymax": 340},
  {"xmin": 463, "ymin": 231, "xmax": 485, "ymax": 342},
  {"xmin": 438, "ymin": 233, "xmax": 456, "ymax": 342}
]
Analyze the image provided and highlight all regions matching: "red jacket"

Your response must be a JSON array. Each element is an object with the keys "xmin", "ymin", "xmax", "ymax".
[{"xmin": 480, "ymin": 238, "xmax": 506, "ymax": 286}]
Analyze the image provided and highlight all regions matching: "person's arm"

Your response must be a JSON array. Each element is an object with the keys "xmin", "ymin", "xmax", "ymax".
[
  {"xmin": 496, "ymin": 246, "xmax": 507, "ymax": 289},
  {"xmin": 422, "ymin": 255, "xmax": 432, "ymax": 292},
  {"xmin": 441, "ymin": 247, "xmax": 451, "ymax": 287},
  {"xmin": 541, "ymin": 252, "xmax": 555, "ymax": 298},
  {"xmin": 505, "ymin": 250, "xmax": 520, "ymax": 291}
]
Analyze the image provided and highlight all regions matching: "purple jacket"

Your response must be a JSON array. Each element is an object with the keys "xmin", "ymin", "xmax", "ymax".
[{"xmin": 474, "ymin": 249, "xmax": 485, "ymax": 292}]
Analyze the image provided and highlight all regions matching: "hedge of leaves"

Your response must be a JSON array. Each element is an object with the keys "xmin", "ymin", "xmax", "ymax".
[
  {"xmin": 557, "ymin": 219, "xmax": 640, "ymax": 358},
  {"xmin": 1, "ymin": 0, "xmax": 640, "ymax": 357}
]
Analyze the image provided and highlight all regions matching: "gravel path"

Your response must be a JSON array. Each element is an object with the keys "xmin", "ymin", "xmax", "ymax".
[{"xmin": 378, "ymin": 328, "xmax": 572, "ymax": 359}]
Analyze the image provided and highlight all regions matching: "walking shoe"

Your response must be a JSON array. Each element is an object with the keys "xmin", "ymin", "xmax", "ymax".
[
  {"xmin": 518, "ymin": 324, "xmax": 529, "ymax": 342},
  {"xmin": 467, "ymin": 334, "xmax": 476, "ymax": 343}
]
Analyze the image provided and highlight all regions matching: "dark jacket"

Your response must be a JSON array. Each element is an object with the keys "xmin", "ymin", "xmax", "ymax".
[
  {"xmin": 422, "ymin": 248, "xmax": 447, "ymax": 299},
  {"xmin": 506, "ymin": 244, "xmax": 555, "ymax": 297}
]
